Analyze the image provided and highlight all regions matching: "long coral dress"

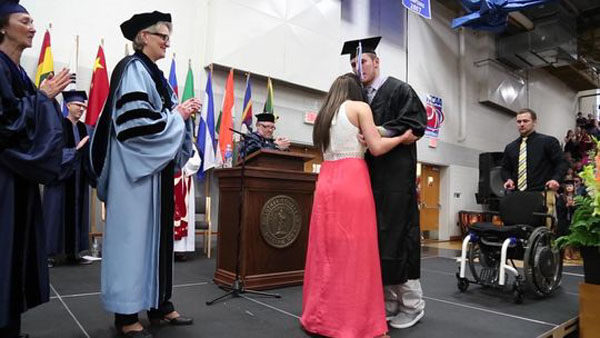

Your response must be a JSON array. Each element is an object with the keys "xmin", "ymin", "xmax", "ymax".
[{"xmin": 301, "ymin": 102, "xmax": 387, "ymax": 337}]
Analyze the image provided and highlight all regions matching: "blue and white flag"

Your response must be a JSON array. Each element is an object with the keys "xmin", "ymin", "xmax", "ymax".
[
  {"xmin": 403, "ymin": 0, "xmax": 431, "ymax": 20},
  {"xmin": 196, "ymin": 70, "xmax": 218, "ymax": 179}
]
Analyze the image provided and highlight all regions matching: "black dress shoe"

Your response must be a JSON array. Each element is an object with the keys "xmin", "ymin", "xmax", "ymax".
[
  {"xmin": 19, "ymin": 334, "xmax": 29, "ymax": 338},
  {"xmin": 174, "ymin": 253, "xmax": 188, "ymax": 262},
  {"xmin": 119, "ymin": 328, "xmax": 152, "ymax": 338},
  {"xmin": 150, "ymin": 315, "xmax": 193, "ymax": 326}
]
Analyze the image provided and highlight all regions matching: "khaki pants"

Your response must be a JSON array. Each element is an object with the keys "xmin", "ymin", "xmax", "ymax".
[{"xmin": 544, "ymin": 190, "xmax": 556, "ymax": 229}]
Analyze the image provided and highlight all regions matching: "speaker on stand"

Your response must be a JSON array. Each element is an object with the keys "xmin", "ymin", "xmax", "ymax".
[{"xmin": 475, "ymin": 152, "xmax": 505, "ymax": 211}]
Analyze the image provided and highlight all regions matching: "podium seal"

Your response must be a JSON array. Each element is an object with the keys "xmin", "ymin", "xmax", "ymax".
[{"xmin": 260, "ymin": 195, "xmax": 302, "ymax": 248}]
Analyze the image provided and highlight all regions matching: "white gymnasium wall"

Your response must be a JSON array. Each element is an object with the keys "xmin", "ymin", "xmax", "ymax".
[
  {"xmin": 17, "ymin": 0, "xmax": 578, "ymax": 238},
  {"xmin": 406, "ymin": 1, "xmax": 576, "ymax": 239},
  {"xmin": 19, "ymin": 0, "xmax": 209, "ymax": 98},
  {"xmin": 206, "ymin": 0, "xmax": 341, "ymax": 92}
]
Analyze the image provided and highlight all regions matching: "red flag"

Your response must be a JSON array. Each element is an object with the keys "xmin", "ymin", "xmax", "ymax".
[
  {"xmin": 218, "ymin": 69, "xmax": 234, "ymax": 161},
  {"xmin": 85, "ymin": 45, "xmax": 109, "ymax": 126}
]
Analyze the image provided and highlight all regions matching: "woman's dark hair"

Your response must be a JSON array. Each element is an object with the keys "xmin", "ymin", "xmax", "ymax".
[
  {"xmin": 0, "ymin": 14, "xmax": 10, "ymax": 44},
  {"xmin": 313, "ymin": 73, "xmax": 364, "ymax": 152}
]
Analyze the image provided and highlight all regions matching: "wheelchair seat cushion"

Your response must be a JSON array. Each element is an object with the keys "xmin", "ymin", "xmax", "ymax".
[{"xmin": 470, "ymin": 222, "xmax": 534, "ymax": 239}]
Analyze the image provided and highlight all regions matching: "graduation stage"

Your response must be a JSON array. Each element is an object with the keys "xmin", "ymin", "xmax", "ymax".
[{"xmin": 22, "ymin": 244, "xmax": 581, "ymax": 338}]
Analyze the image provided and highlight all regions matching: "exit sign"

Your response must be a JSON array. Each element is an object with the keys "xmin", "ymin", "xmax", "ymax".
[{"xmin": 304, "ymin": 111, "xmax": 317, "ymax": 125}]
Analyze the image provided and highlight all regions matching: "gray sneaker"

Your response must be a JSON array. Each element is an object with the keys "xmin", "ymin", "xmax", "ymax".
[
  {"xmin": 385, "ymin": 301, "xmax": 399, "ymax": 321},
  {"xmin": 389, "ymin": 310, "xmax": 424, "ymax": 329}
]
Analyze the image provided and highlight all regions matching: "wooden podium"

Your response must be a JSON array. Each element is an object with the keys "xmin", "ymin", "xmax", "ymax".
[{"xmin": 213, "ymin": 149, "xmax": 317, "ymax": 290}]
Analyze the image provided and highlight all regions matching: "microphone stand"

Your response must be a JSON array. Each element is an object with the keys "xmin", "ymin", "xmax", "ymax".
[{"xmin": 206, "ymin": 128, "xmax": 281, "ymax": 305}]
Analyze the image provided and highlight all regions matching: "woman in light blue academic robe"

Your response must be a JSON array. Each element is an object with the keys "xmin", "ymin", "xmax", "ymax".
[{"xmin": 89, "ymin": 11, "xmax": 201, "ymax": 337}]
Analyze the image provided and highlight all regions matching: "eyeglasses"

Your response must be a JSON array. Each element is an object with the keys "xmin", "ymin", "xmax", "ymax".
[
  {"xmin": 147, "ymin": 32, "xmax": 170, "ymax": 43},
  {"xmin": 258, "ymin": 123, "xmax": 276, "ymax": 130}
]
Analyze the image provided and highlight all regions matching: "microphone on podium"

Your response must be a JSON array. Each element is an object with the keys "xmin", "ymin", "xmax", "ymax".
[{"xmin": 229, "ymin": 128, "xmax": 248, "ymax": 138}]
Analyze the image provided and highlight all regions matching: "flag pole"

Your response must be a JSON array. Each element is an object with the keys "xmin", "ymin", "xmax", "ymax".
[{"xmin": 75, "ymin": 35, "xmax": 79, "ymax": 76}]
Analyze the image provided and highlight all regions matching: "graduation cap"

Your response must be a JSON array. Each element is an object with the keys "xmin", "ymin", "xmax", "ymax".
[
  {"xmin": 341, "ymin": 36, "xmax": 381, "ymax": 60},
  {"xmin": 62, "ymin": 90, "xmax": 88, "ymax": 104},
  {"xmin": 0, "ymin": 0, "xmax": 28, "ymax": 16},
  {"xmin": 120, "ymin": 11, "xmax": 171, "ymax": 41},
  {"xmin": 256, "ymin": 113, "xmax": 276, "ymax": 123}
]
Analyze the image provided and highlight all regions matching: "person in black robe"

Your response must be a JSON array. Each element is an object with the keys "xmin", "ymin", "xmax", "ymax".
[
  {"xmin": 0, "ymin": 1, "xmax": 72, "ymax": 337},
  {"xmin": 239, "ymin": 112, "xmax": 290, "ymax": 159},
  {"xmin": 342, "ymin": 36, "xmax": 427, "ymax": 330},
  {"xmin": 43, "ymin": 90, "xmax": 93, "ymax": 267}
]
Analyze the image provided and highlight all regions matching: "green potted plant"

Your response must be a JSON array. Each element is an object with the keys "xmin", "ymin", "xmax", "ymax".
[{"xmin": 556, "ymin": 143, "xmax": 600, "ymax": 285}]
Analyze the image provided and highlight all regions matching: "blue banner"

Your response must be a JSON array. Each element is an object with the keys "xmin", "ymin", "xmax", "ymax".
[{"xmin": 402, "ymin": 0, "xmax": 431, "ymax": 20}]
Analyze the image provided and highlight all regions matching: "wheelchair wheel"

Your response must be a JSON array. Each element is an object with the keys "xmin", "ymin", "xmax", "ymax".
[
  {"xmin": 513, "ymin": 279, "xmax": 524, "ymax": 304},
  {"xmin": 523, "ymin": 227, "xmax": 563, "ymax": 297},
  {"xmin": 468, "ymin": 242, "xmax": 500, "ymax": 286},
  {"xmin": 457, "ymin": 276, "xmax": 469, "ymax": 292}
]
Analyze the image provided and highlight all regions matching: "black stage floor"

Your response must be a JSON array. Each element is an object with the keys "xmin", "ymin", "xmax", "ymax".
[{"xmin": 22, "ymin": 246, "xmax": 582, "ymax": 337}]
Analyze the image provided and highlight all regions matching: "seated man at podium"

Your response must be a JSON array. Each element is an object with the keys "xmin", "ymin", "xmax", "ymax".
[{"xmin": 240, "ymin": 112, "xmax": 290, "ymax": 158}]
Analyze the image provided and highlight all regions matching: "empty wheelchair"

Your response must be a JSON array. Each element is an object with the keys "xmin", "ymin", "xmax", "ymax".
[{"xmin": 456, "ymin": 191, "xmax": 563, "ymax": 303}]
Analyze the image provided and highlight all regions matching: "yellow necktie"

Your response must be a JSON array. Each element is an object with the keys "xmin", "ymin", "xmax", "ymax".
[{"xmin": 518, "ymin": 137, "xmax": 527, "ymax": 191}]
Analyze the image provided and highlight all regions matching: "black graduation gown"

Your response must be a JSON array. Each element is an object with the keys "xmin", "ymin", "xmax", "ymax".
[
  {"xmin": 240, "ymin": 131, "xmax": 278, "ymax": 158},
  {"xmin": 364, "ymin": 76, "xmax": 427, "ymax": 285},
  {"xmin": 0, "ymin": 51, "xmax": 63, "ymax": 327},
  {"xmin": 43, "ymin": 119, "xmax": 91, "ymax": 257}
]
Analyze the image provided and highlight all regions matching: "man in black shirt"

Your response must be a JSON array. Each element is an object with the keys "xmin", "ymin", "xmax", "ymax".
[
  {"xmin": 501, "ymin": 108, "xmax": 568, "ymax": 230},
  {"xmin": 501, "ymin": 108, "xmax": 567, "ymax": 192}
]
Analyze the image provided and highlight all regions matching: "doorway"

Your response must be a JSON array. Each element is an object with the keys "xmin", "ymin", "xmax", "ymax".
[{"xmin": 418, "ymin": 163, "xmax": 441, "ymax": 238}]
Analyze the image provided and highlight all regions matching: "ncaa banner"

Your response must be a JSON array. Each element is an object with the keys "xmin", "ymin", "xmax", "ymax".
[{"xmin": 425, "ymin": 94, "xmax": 444, "ymax": 138}]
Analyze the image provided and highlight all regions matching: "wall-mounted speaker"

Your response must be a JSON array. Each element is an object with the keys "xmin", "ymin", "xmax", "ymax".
[{"xmin": 476, "ymin": 152, "xmax": 505, "ymax": 205}]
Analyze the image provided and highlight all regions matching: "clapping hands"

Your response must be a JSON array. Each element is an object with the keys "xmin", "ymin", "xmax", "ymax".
[
  {"xmin": 39, "ymin": 68, "xmax": 72, "ymax": 99},
  {"xmin": 176, "ymin": 98, "xmax": 201, "ymax": 120},
  {"xmin": 275, "ymin": 136, "xmax": 290, "ymax": 150}
]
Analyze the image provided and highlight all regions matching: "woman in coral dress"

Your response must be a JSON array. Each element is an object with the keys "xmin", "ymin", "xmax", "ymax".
[{"xmin": 301, "ymin": 73, "xmax": 407, "ymax": 337}]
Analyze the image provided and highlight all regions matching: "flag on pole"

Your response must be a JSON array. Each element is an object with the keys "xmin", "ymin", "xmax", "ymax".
[
  {"xmin": 218, "ymin": 69, "xmax": 234, "ymax": 161},
  {"xmin": 85, "ymin": 44, "xmax": 109, "ymax": 126},
  {"xmin": 35, "ymin": 30, "xmax": 54, "ymax": 87},
  {"xmin": 241, "ymin": 74, "xmax": 253, "ymax": 132},
  {"xmin": 61, "ymin": 35, "xmax": 79, "ymax": 117},
  {"xmin": 263, "ymin": 77, "xmax": 274, "ymax": 114},
  {"xmin": 181, "ymin": 61, "xmax": 194, "ymax": 102},
  {"xmin": 197, "ymin": 70, "xmax": 218, "ymax": 178},
  {"xmin": 181, "ymin": 60, "xmax": 196, "ymax": 137},
  {"xmin": 168, "ymin": 54, "xmax": 179, "ymax": 99}
]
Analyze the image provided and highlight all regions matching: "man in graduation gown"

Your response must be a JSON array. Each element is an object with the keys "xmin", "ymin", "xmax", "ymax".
[
  {"xmin": 240, "ymin": 112, "xmax": 290, "ymax": 158},
  {"xmin": 0, "ymin": 1, "xmax": 71, "ymax": 336},
  {"xmin": 342, "ymin": 37, "xmax": 428, "ymax": 329},
  {"xmin": 43, "ymin": 90, "xmax": 93, "ymax": 267},
  {"xmin": 90, "ymin": 11, "xmax": 199, "ymax": 337}
]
